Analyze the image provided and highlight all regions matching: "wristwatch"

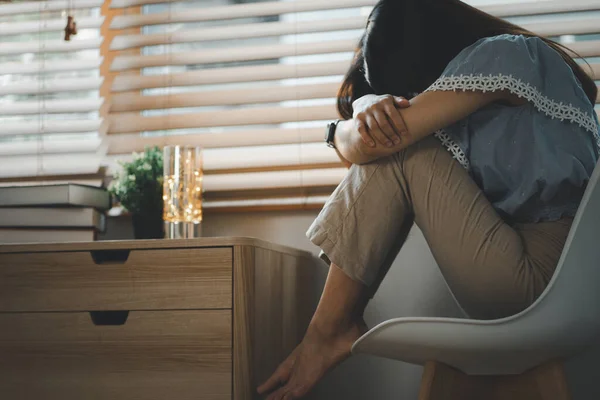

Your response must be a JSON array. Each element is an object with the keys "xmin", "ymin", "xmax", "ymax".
[{"xmin": 325, "ymin": 119, "xmax": 341, "ymax": 149}]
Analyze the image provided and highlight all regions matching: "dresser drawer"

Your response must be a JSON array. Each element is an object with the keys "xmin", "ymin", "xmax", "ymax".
[
  {"xmin": 0, "ymin": 309, "xmax": 232, "ymax": 400},
  {"xmin": 0, "ymin": 247, "xmax": 232, "ymax": 312}
]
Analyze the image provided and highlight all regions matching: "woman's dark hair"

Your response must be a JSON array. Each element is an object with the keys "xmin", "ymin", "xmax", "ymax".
[{"xmin": 337, "ymin": 0, "xmax": 597, "ymax": 119}]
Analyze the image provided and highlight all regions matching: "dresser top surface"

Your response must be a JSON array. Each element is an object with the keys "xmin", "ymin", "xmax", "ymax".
[{"xmin": 0, "ymin": 236, "xmax": 313, "ymax": 258}]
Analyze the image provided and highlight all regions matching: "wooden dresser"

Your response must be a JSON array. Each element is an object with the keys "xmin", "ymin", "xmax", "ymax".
[{"xmin": 0, "ymin": 237, "xmax": 322, "ymax": 400}]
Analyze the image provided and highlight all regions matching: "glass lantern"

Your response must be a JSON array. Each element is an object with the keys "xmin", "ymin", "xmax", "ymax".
[{"xmin": 163, "ymin": 146, "xmax": 203, "ymax": 239}]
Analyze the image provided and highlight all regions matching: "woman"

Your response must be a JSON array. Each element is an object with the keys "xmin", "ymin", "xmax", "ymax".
[{"xmin": 259, "ymin": 0, "xmax": 599, "ymax": 398}]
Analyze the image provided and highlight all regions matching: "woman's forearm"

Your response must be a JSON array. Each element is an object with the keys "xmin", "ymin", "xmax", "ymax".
[
  {"xmin": 334, "ymin": 119, "xmax": 406, "ymax": 165},
  {"xmin": 334, "ymin": 90, "xmax": 515, "ymax": 165}
]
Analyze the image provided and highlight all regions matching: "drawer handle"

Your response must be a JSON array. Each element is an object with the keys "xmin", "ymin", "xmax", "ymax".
[
  {"xmin": 90, "ymin": 249, "xmax": 130, "ymax": 264},
  {"xmin": 90, "ymin": 311, "xmax": 129, "ymax": 326}
]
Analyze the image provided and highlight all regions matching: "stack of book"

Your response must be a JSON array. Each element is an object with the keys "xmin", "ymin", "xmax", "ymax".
[{"xmin": 0, "ymin": 181, "xmax": 111, "ymax": 244}]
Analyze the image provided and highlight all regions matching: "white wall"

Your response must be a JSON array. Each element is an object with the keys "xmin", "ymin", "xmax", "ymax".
[{"xmin": 102, "ymin": 210, "xmax": 600, "ymax": 400}]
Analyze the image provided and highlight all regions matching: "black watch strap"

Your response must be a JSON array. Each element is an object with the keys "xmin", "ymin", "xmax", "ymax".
[{"xmin": 325, "ymin": 119, "xmax": 341, "ymax": 149}]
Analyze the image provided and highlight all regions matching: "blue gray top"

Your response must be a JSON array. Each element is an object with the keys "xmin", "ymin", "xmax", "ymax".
[{"xmin": 425, "ymin": 34, "xmax": 600, "ymax": 223}]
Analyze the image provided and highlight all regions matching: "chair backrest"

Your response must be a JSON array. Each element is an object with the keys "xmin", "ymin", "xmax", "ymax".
[{"xmin": 524, "ymin": 161, "xmax": 600, "ymax": 340}]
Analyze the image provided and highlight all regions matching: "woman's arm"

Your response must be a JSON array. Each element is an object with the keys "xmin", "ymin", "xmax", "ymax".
[{"xmin": 335, "ymin": 90, "xmax": 518, "ymax": 165}]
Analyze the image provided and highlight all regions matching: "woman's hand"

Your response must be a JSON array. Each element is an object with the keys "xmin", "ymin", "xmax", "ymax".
[{"xmin": 352, "ymin": 94, "xmax": 411, "ymax": 148}]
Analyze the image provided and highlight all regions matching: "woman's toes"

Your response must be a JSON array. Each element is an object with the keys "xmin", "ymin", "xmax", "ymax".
[
  {"xmin": 289, "ymin": 383, "xmax": 310, "ymax": 399},
  {"xmin": 266, "ymin": 386, "xmax": 291, "ymax": 400},
  {"xmin": 282, "ymin": 391, "xmax": 297, "ymax": 400},
  {"xmin": 258, "ymin": 346, "xmax": 300, "ymax": 394}
]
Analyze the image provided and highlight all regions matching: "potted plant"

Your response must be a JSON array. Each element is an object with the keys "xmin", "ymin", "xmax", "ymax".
[{"xmin": 109, "ymin": 146, "xmax": 164, "ymax": 239}]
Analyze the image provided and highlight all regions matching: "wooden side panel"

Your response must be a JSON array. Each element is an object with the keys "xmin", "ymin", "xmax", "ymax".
[
  {"xmin": 233, "ymin": 246, "xmax": 256, "ymax": 400},
  {"xmin": 0, "ymin": 247, "xmax": 232, "ymax": 312},
  {"xmin": 0, "ymin": 310, "xmax": 232, "ymax": 400},
  {"xmin": 282, "ymin": 250, "xmax": 321, "ymax": 349},
  {"xmin": 232, "ymin": 246, "xmax": 321, "ymax": 400},
  {"xmin": 281, "ymin": 252, "xmax": 299, "ymax": 355},
  {"xmin": 253, "ymin": 247, "xmax": 285, "ymax": 388}
]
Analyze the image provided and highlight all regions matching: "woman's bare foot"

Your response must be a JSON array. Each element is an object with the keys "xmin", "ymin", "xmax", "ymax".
[{"xmin": 257, "ymin": 317, "xmax": 368, "ymax": 400}]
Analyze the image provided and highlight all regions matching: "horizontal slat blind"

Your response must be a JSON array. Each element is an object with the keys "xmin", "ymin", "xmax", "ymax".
[
  {"xmin": 111, "ymin": 82, "xmax": 338, "ymax": 111},
  {"xmin": 1, "ymin": 78, "xmax": 104, "ymax": 96},
  {"xmin": 0, "ymin": 0, "xmax": 104, "ymax": 16},
  {"xmin": 108, "ymin": 0, "xmax": 600, "ymax": 26},
  {"xmin": 0, "ymin": 37, "xmax": 103, "ymax": 56},
  {"xmin": 107, "ymin": 154, "xmax": 346, "ymax": 191},
  {"xmin": 480, "ymin": 0, "xmax": 600, "ymax": 17},
  {"xmin": 110, "ymin": 16, "xmax": 367, "ymax": 51},
  {"xmin": 109, "ymin": 0, "xmax": 374, "ymax": 28},
  {"xmin": 0, "ymin": 138, "xmax": 102, "ymax": 157},
  {"xmin": 110, "ymin": 39, "xmax": 357, "ymax": 71},
  {"xmin": 1, "ymin": 120, "xmax": 105, "ymax": 137},
  {"xmin": 0, "ymin": 98, "xmax": 103, "ymax": 115},
  {"xmin": 108, "ymin": 15, "xmax": 600, "ymax": 52},
  {"xmin": 111, "ymin": 61, "xmax": 348, "ymax": 92},
  {"xmin": 110, "ymin": 142, "xmax": 339, "ymax": 172},
  {"xmin": 106, "ymin": 0, "xmax": 600, "ymax": 209},
  {"xmin": 0, "ymin": 1, "xmax": 104, "ymax": 178},
  {"xmin": 106, "ymin": 0, "xmax": 367, "ymax": 202},
  {"xmin": 108, "ymin": 127, "xmax": 326, "ymax": 153},
  {"xmin": 0, "ymin": 57, "xmax": 103, "ymax": 75},
  {"xmin": 109, "ymin": 105, "xmax": 336, "ymax": 133},
  {"xmin": 0, "ymin": 154, "xmax": 103, "ymax": 179},
  {"xmin": 202, "ymin": 195, "xmax": 332, "ymax": 212},
  {"xmin": 0, "ymin": 16, "xmax": 103, "ymax": 36}
]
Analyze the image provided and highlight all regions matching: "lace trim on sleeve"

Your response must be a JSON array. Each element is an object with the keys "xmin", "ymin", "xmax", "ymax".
[
  {"xmin": 434, "ymin": 129, "xmax": 470, "ymax": 170},
  {"xmin": 425, "ymin": 73, "xmax": 600, "ymax": 151}
]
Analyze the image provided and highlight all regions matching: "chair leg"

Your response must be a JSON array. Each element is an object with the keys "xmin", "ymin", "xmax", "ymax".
[
  {"xmin": 531, "ymin": 361, "xmax": 571, "ymax": 400},
  {"xmin": 418, "ymin": 360, "xmax": 571, "ymax": 400},
  {"xmin": 418, "ymin": 361, "xmax": 474, "ymax": 400}
]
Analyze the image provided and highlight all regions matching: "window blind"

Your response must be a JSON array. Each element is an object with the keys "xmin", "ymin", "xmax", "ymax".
[
  {"xmin": 0, "ymin": 0, "xmax": 105, "ymax": 179},
  {"xmin": 105, "ymin": 0, "xmax": 600, "ymax": 210}
]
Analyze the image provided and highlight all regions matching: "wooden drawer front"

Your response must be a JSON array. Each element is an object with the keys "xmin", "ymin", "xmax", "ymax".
[
  {"xmin": 0, "ymin": 310, "xmax": 232, "ymax": 400},
  {"xmin": 0, "ymin": 247, "xmax": 232, "ymax": 312}
]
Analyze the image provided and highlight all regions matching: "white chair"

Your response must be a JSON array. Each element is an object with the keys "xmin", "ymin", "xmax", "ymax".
[{"xmin": 352, "ymin": 163, "xmax": 600, "ymax": 400}]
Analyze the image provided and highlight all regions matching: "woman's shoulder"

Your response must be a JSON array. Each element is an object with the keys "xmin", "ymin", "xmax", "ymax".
[
  {"xmin": 469, "ymin": 33, "xmax": 540, "ymax": 48},
  {"xmin": 426, "ymin": 34, "xmax": 599, "ymax": 151},
  {"xmin": 437, "ymin": 33, "xmax": 580, "ymax": 91},
  {"xmin": 453, "ymin": 34, "xmax": 554, "ymax": 67}
]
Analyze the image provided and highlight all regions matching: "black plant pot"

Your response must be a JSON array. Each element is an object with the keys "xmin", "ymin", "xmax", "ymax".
[{"xmin": 131, "ymin": 212, "xmax": 164, "ymax": 239}]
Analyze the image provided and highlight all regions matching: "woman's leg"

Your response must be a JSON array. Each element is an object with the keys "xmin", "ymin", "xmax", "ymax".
[
  {"xmin": 259, "ymin": 136, "xmax": 571, "ymax": 399},
  {"xmin": 258, "ymin": 149, "xmax": 417, "ymax": 400},
  {"xmin": 308, "ymin": 136, "xmax": 571, "ymax": 319},
  {"xmin": 399, "ymin": 138, "xmax": 571, "ymax": 319}
]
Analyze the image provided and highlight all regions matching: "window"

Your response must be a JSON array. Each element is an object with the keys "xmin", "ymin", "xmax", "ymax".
[
  {"xmin": 0, "ymin": 0, "xmax": 105, "ymax": 179},
  {"xmin": 105, "ymin": 0, "xmax": 371, "ymax": 210},
  {"xmin": 4, "ymin": 0, "xmax": 597, "ymax": 208}
]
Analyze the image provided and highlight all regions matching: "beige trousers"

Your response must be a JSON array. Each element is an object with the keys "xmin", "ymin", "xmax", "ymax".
[{"xmin": 307, "ymin": 136, "xmax": 573, "ymax": 320}]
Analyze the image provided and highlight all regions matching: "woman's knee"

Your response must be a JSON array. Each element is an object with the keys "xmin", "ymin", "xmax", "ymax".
[
  {"xmin": 345, "ymin": 153, "xmax": 406, "ymax": 192},
  {"xmin": 402, "ymin": 136, "xmax": 452, "ymax": 170}
]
